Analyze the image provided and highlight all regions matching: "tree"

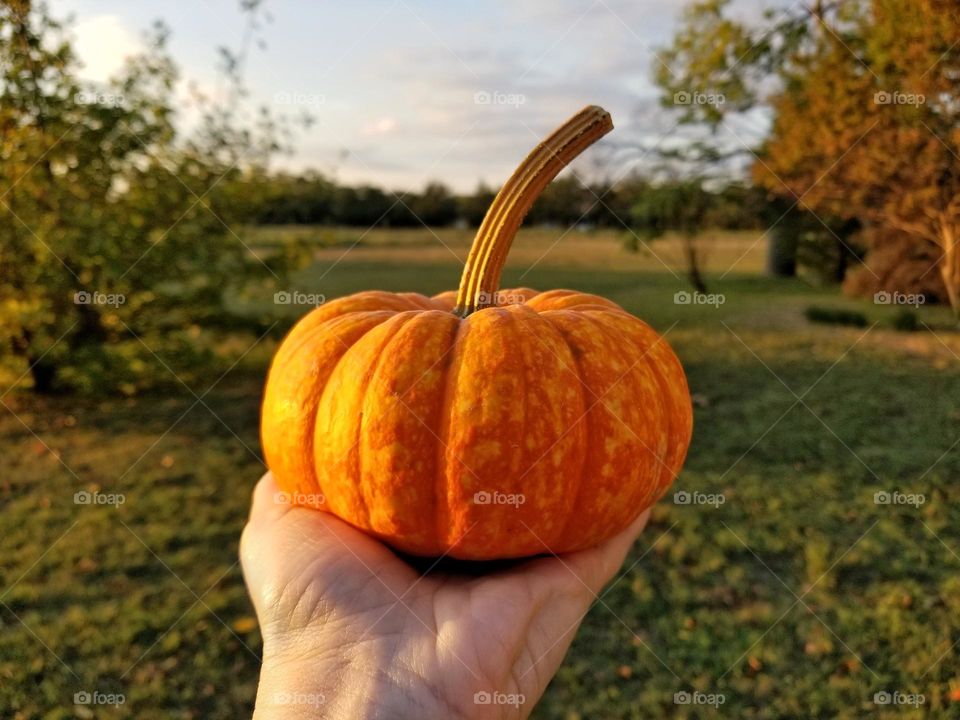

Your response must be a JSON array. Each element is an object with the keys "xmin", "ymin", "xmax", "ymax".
[
  {"xmin": 457, "ymin": 183, "xmax": 496, "ymax": 227},
  {"xmin": 254, "ymin": 172, "xmax": 336, "ymax": 224},
  {"xmin": 331, "ymin": 185, "xmax": 394, "ymax": 226},
  {"xmin": 756, "ymin": 0, "xmax": 960, "ymax": 310},
  {"xmin": 408, "ymin": 182, "xmax": 457, "ymax": 227},
  {"xmin": 654, "ymin": 0, "xmax": 843, "ymax": 144},
  {"xmin": 628, "ymin": 181, "xmax": 716, "ymax": 293},
  {"xmin": 527, "ymin": 175, "xmax": 595, "ymax": 226},
  {"xmin": 0, "ymin": 1, "xmax": 288, "ymax": 393},
  {"xmin": 654, "ymin": 0, "xmax": 865, "ymax": 282}
]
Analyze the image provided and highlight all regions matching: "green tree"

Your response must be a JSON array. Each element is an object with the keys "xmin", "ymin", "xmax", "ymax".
[
  {"xmin": 409, "ymin": 181, "xmax": 457, "ymax": 227},
  {"xmin": 528, "ymin": 176, "xmax": 594, "ymax": 226},
  {"xmin": 457, "ymin": 183, "xmax": 496, "ymax": 227},
  {"xmin": 254, "ymin": 171, "xmax": 336, "ymax": 224},
  {"xmin": 655, "ymin": 0, "xmax": 836, "ymax": 131},
  {"xmin": 655, "ymin": 0, "xmax": 862, "ymax": 281},
  {"xmin": 0, "ymin": 0, "xmax": 287, "ymax": 393},
  {"xmin": 628, "ymin": 181, "xmax": 715, "ymax": 293}
]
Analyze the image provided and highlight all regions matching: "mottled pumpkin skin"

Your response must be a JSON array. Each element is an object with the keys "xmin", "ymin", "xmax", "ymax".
[{"xmin": 261, "ymin": 287, "xmax": 692, "ymax": 560}]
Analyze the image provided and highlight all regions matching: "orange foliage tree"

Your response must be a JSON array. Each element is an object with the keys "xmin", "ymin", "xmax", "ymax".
[{"xmin": 755, "ymin": 0, "xmax": 960, "ymax": 310}]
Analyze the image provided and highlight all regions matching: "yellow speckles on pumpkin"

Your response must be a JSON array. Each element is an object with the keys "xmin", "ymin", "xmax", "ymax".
[
  {"xmin": 263, "ymin": 288, "xmax": 691, "ymax": 560},
  {"xmin": 603, "ymin": 397, "xmax": 626, "ymax": 417},
  {"xmin": 469, "ymin": 439, "xmax": 504, "ymax": 466},
  {"xmin": 603, "ymin": 436, "xmax": 623, "ymax": 456},
  {"xmin": 375, "ymin": 441, "xmax": 411, "ymax": 463}
]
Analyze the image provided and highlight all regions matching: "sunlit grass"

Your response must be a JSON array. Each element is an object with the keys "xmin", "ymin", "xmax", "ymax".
[{"xmin": 2, "ymin": 227, "xmax": 958, "ymax": 718}]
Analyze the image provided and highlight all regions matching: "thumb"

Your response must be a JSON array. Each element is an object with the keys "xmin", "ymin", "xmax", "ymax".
[{"xmin": 239, "ymin": 472, "xmax": 409, "ymax": 626}]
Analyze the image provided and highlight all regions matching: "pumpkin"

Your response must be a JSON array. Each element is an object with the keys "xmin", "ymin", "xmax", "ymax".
[{"xmin": 261, "ymin": 106, "xmax": 693, "ymax": 560}]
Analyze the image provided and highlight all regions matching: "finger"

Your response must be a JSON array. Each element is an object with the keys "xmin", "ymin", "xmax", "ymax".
[
  {"xmin": 522, "ymin": 508, "xmax": 651, "ymax": 600},
  {"xmin": 240, "ymin": 473, "xmax": 417, "ymax": 613},
  {"xmin": 247, "ymin": 471, "xmax": 292, "ymax": 525},
  {"xmin": 569, "ymin": 508, "xmax": 650, "ymax": 593},
  {"xmin": 589, "ymin": 508, "xmax": 652, "ymax": 576},
  {"xmin": 245, "ymin": 474, "xmax": 396, "ymax": 565}
]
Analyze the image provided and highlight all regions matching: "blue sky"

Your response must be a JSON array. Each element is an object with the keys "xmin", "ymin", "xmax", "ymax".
[{"xmin": 55, "ymin": 0, "xmax": 771, "ymax": 191}]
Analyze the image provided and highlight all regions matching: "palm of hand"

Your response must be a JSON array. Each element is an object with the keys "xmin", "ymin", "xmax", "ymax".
[{"xmin": 242, "ymin": 473, "xmax": 648, "ymax": 719}]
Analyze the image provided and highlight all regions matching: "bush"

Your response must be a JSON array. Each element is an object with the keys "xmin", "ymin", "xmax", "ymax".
[
  {"xmin": 804, "ymin": 306, "xmax": 868, "ymax": 327},
  {"xmin": 0, "ymin": 4, "xmax": 297, "ymax": 394},
  {"xmin": 891, "ymin": 309, "xmax": 920, "ymax": 332}
]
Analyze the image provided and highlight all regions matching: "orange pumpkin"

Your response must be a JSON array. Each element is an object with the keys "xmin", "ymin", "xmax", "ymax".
[{"xmin": 261, "ymin": 106, "xmax": 693, "ymax": 560}]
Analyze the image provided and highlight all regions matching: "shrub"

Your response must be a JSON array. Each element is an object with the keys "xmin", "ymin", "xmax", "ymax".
[
  {"xmin": 891, "ymin": 309, "xmax": 919, "ymax": 332},
  {"xmin": 804, "ymin": 306, "xmax": 868, "ymax": 327}
]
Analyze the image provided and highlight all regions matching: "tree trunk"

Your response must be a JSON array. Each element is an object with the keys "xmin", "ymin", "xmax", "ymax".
[
  {"xmin": 682, "ymin": 233, "xmax": 708, "ymax": 294},
  {"xmin": 688, "ymin": 263, "xmax": 708, "ymax": 295},
  {"xmin": 939, "ymin": 225, "xmax": 960, "ymax": 318},
  {"xmin": 834, "ymin": 236, "xmax": 849, "ymax": 283},
  {"xmin": 767, "ymin": 225, "xmax": 798, "ymax": 278},
  {"xmin": 29, "ymin": 359, "xmax": 57, "ymax": 394},
  {"xmin": 10, "ymin": 329, "xmax": 58, "ymax": 393}
]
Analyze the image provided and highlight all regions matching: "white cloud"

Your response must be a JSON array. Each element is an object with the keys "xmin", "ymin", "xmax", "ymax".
[
  {"xmin": 360, "ymin": 117, "xmax": 398, "ymax": 137},
  {"xmin": 56, "ymin": 0, "xmax": 781, "ymax": 190},
  {"xmin": 72, "ymin": 15, "xmax": 142, "ymax": 83}
]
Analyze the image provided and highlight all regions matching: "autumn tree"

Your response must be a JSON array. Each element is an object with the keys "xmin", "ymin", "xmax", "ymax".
[
  {"xmin": 655, "ymin": 2, "xmax": 862, "ymax": 280},
  {"xmin": 757, "ymin": 0, "xmax": 960, "ymax": 310},
  {"xmin": 660, "ymin": 0, "xmax": 960, "ymax": 309}
]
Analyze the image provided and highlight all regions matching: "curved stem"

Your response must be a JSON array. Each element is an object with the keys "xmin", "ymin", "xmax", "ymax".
[{"xmin": 453, "ymin": 105, "xmax": 614, "ymax": 316}]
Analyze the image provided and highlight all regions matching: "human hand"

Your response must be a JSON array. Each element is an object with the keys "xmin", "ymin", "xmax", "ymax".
[{"xmin": 240, "ymin": 472, "xmax": 650, "ymax": 719}]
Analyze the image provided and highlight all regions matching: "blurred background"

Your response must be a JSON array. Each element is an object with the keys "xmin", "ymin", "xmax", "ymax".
[{"xmin": 2, "ymin": 0, "xmax": 959, "ymax": 717}]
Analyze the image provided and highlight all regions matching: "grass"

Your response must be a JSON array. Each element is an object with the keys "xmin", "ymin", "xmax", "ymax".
[{"xmin": 3, "ymin": 226, "xmax": 960, "ymax": 718}]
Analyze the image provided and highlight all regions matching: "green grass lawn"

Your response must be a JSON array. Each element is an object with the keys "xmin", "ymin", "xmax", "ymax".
[{"xmin": 3, "ymin": 227, "xmax": 960, "ymax": 718}]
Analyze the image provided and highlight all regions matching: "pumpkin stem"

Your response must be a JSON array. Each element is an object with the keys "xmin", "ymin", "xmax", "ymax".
[{"xmin": 453, "ymin": 105, "xmax": 614, "ymax": 317}]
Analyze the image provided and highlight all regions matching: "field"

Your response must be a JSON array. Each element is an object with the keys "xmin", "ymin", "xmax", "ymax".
[{"xmin": 3, "ymin": 227, "xmax": 960, "ymax": 718}]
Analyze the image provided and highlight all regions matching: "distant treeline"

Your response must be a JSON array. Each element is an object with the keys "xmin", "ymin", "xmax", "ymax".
[{"xmin": 251, "ymin": 172, "xmax": 770, "ymax": 230}]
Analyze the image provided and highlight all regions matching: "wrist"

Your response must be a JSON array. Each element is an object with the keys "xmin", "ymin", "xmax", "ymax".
[{"xmin": 254, "ymin": 638, "xmax": 471, "ymax": 720}]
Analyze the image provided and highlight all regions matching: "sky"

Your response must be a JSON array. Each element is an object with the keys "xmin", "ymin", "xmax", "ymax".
[{"xmin": 55, "ymin": 0, "xmax": 774, "ymax": 192}]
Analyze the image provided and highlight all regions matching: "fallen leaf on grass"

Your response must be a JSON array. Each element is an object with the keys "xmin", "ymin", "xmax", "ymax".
[{"xmin": 232, "ymin": 616, "xmax": 258, "ymax": 633}]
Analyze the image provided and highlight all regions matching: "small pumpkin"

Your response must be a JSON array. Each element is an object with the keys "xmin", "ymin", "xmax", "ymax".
[{"xmin": 261, "ymin": 106, "xmax": 693, "ymax": 560}]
